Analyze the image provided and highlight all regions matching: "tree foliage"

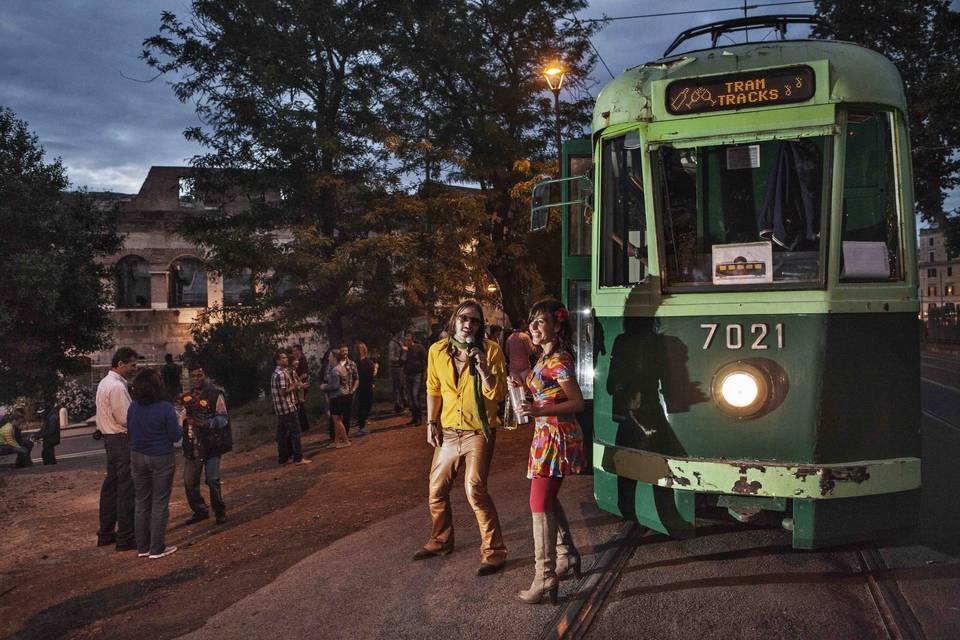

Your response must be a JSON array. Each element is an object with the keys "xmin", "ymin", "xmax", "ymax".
[
  {"xmin": 143, "ymin": 1, "xmax": 599, "ymax": 336},
  {"xmin": 381, "ymin": 0, "xmax": 599, "ymax": 322},
  {"xmin": 183, "ymin": 306, "xmax": 279, "ymax": 407},
  {"xmin": 814, "ymin": 0, "xmax": 960, "ymax": 253},
  {"xmin": 142, "ymin": 1, "xmax": 405, "ymax": 342},
  {"xmin": 0, "ymin": 107, "xmax": 123, "ymax": 404}
]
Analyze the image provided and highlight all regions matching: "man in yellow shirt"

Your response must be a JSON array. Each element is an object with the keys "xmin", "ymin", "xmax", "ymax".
[
  {"xmin": 0, "ymin": 410, "xmax": 33, "ymax": 468},
  {"xmin": 413, "ymin": 300, "xmax": 508, "ymax": 576}
]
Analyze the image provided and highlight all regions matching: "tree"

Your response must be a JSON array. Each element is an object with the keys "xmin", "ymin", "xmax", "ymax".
[
  {"xmin": 0, "ymin": 107, "xmax": 123, "ymax": 403},
  {"xmin": 183, "ymin": 306, "xmax": 279, "ymax": 407},
  {"xmin": 381, "ymin": 0, "xmax": 600, "ymax": 323},
  {"xmin": 142, "ymin": 1, "xmax": 485, "ymax": 343},
  {"xmin": 814, "ymin": 1, "xmax": 960, "ymax": 254}
]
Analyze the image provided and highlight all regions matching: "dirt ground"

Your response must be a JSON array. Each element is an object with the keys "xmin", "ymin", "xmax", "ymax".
[{"xmin": 0, "ymin": 404, "xmax": 533, "ymax": 640}]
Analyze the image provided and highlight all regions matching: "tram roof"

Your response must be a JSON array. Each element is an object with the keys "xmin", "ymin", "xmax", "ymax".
[{"xmin": 593, "ymin": 39, "xmax": 906, "ymax": 134}]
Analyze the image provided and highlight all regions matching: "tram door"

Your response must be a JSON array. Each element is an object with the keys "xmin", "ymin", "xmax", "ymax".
[{"xmin": 560, "ymin": 138, "xmax": 595, "ymax": 470}]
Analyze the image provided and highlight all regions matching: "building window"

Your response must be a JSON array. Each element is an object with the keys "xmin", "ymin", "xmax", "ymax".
[
  {"xmin": 947, "ymin": 285, "xmax": 955, "ymax": 296},
  {"xmin": 168, "ymin": 257, "xmax": 208, "ymax": 307},
  {"xmin": 930, "ymin": 252, "xmax": 935, "ymax": 263},
  {"xmin": 179, "ymin": 177, "xmax": 195, "ymax": 208},
  {"xmin": 115, "ymin": 256, "xmax": 151, "ymax": 308},
  {"xmin": 223, "ymin": 269, "xmax": 255, "ymax": 306},
  {"xmin": 930, "ymin": 237, "xmax": 934, "ymax": 246},
  {"xmin": 949, "ymin": 267, "xmax": 953, "ymax": 277},
  {"xmin": 928, "ymin": 268, "xmax": 937, "ymax": 278}
]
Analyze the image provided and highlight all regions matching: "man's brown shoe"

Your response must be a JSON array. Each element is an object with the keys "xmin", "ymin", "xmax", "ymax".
[
  {"xmin": 412, "ymin": 547, "xmax": 452, "ymax": 561},
  {"xmin": 476, "ymin": 562, "xmax": 505, "ymax": 577}
]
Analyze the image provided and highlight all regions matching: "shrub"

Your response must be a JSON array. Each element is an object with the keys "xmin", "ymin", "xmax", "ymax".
[
  {"xmin": 56, "ymin": 379, "xmax": 95, "ymax": 422},
  {"xmin": 183, "ymin": 306, "xmax": 279, "ymax": 408}
]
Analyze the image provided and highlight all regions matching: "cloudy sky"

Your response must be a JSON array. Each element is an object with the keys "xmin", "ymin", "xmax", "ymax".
[{"xmin": 0, "ymin": 0, "xmax": 930, "ymax": 194}]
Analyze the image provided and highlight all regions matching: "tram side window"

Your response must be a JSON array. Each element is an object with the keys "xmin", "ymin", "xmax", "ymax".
[
  {"xmin": 655, "ymin": 136, "xmax": 827, "ymax": 289},
  {"xmin": 568, "ymin": 155, "xmax": 593, "ymax": 256},
  {"xmin": 840, "ymin": 110, "xmax": 902, "ymax": 281},
  {"xmin": 600, "ymin": 135, "xmax": 646, "ymax": 287}
]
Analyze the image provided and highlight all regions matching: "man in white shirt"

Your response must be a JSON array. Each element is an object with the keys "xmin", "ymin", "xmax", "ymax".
[{"xmin": 96, "ymin": 347, "xmax": 139, "ymax": 550}]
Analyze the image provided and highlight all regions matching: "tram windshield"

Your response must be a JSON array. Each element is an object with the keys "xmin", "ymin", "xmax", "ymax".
[{"xmin": 654, "ymin": 135, "xmax": 829, "ymax": 289}]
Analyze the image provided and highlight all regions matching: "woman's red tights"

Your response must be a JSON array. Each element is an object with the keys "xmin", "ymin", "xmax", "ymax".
[{"xmin": 529, "ymin": 476, "xmax": 563, "ymax": 513}]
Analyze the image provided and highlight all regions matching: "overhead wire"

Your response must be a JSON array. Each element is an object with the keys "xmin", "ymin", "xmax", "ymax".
[
  {"xmin": 573, "ymin": 1, "xmax": 817, "ymax": 80},
  {"xmin": 577, "ymin": 1, "xmax": 816, "ymax": 24}
]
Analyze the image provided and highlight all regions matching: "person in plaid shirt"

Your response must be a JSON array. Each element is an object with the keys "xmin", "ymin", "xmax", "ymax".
[
  {"xmin": 336, "ymin": 343, "xmax": 360, "ymax": 434},
  {"xmin": 271, "ymin": 351, "xmax": 310, "ymax": 466}
]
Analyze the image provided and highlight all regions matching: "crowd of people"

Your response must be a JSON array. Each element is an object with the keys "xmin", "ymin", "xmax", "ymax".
[{"xmin": 11, "ymin": 298, "xmax": 581, "ymax": 608}]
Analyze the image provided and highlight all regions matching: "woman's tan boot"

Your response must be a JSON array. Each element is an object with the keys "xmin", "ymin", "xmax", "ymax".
[
  {"xmin": 554, "ymin": 503, "xmax": 582, "ymax": 580},
  {"xmin": 518, "ymin": 512, "xmax": 559, "ymax": 605}
]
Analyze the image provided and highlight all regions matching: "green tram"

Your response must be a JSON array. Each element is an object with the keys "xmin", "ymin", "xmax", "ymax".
[{"xmin": 532, "ymin": 16, "xmax": 921, "ymax": 549}]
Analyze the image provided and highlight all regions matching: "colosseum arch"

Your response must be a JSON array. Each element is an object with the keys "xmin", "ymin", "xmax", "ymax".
[
  {"xmin": 115, "ymin": 255, "xmax": 151, "ymax": 308},
  {"xmin": 167, "ymin": 254, "xmax": 208, "ymax": 308}
]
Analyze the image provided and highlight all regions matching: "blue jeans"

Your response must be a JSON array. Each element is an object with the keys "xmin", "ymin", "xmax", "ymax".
[
  {"xmin": 131, "ymin": 451, "xmax": 176, "ymax": 555},
  {"xmin": 0, "ymin": 442, "xmax": 32, "ymax": 467},
  {"xmin": 183, "ymin": 455, "xmax": 224, "ymax": 517}
]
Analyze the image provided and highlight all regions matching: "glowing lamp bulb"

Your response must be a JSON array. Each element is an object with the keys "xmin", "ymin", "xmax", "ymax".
[{"xmin": 720, "ymin": 372, "xmax": 759, "ymax": 408}]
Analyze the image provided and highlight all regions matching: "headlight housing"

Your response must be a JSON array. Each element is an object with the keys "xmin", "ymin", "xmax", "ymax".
[{"xmin": 711, "ymin": 360, "xmax": 779, "ymax": 418}]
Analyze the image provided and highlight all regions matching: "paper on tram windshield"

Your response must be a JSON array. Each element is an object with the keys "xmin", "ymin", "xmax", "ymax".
[
  {"xmin": 712, "ymin": 241, "xmax": 773, "ymax": 285},
  {"xmin": 841, "ymin": 241, "xmax": 890, "ymax": 279}
]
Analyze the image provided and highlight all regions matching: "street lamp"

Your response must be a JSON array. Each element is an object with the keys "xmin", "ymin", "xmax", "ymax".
[{"xmin": 543, "ymin": 62, "xmax": 566, "ymax": 172}]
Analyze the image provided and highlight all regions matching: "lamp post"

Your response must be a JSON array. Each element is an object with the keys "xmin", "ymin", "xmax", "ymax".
[{"xmin": 543, "ymin": 62, "xmax": 566, "ymax": 172}]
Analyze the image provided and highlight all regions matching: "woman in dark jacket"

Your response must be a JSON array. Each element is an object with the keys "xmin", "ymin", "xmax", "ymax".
[
  {"xmin": 354, "ymin": 341, "xmax": 378, "ymax": 436},
  {"xmin": 128, "ymin": 369, "xmax": 182, "ymax": 559}
]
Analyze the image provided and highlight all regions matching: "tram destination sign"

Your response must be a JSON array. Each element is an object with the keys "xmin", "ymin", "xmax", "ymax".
[{"xmin": 667, "ymin": 65, "xmax": 815, "ymax": 115}]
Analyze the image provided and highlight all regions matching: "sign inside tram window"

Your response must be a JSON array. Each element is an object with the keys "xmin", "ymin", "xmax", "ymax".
[
  {"xmin": 712, "ymin": 241, "xmax": 773, "ymax": 285},
  {"xmin": 667, "ymin": 66, "xmax": 815, "ymax": 115}
]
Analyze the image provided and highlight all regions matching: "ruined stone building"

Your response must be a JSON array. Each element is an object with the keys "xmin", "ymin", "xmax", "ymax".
[{"xmin": 89, "ymin": 167, "xmax": 278, "ymax": 375}]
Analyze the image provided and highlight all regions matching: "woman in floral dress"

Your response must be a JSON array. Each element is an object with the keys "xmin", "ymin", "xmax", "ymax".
[{"xmin": 511, "ymin": 298, "xmax": 585, "ymax": 605}]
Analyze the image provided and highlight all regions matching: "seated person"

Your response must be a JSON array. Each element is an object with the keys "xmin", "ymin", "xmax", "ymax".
[{"xmin": 0, "ymin": 411, "xmax": 34, "ymax": 468}]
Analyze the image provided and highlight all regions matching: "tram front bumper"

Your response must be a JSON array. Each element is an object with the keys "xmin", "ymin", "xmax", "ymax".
[{"xmin": 594, "ymin": 441, "xmax": 921, "ymax": 500}]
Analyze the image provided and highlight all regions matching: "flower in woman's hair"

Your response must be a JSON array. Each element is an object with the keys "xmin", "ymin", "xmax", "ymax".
[
  {"xmin": 182, "ymin": 395, "xmax": 193, "ymax": 403},
  {"xmin": 199, "ymin": 399, "xmax": 208, "ymax": 407},
  {"xmin": 554, "ymin": 308, "xmax": 569, "ymax": 323}
]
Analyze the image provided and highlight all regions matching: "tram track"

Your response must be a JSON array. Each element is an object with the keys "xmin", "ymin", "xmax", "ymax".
[
  {"xmin": 857, "ymin": 548, "xmax": 926, "ymax": 640},
  {"xmin": 540, "ymin": 522, "xmax": 643, "ymax": 640}
]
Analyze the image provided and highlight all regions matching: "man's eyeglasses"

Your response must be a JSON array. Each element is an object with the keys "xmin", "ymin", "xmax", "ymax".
[{"xmin": 458, "ymin": 314, "xmax": 481, "ymax": 324}]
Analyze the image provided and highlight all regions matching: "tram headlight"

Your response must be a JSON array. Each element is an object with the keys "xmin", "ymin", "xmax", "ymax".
[
  {"xmin": 720, "ymin": 372, "xmax": 760, "ymax": 407},
  {"xmin": 711, "ymin": 361, "xmax": 774, "ymax": 418}
]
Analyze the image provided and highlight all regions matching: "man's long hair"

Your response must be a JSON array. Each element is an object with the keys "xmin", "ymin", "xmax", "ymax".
[{"xmin": 444, "ymin": 299, "xmax": 486, "ymax": 347}]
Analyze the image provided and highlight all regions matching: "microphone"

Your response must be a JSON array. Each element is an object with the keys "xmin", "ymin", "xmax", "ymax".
[{"xmin": 465, "ymin": 335, "xmax": 477, "ymax": 374}]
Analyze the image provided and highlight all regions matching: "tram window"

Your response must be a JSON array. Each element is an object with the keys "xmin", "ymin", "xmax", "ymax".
[
  {"xmin": 655, "ymin": 136, "xmax": 827, "ymax": 289},
  {"xmin": 567, "ymin": 280, "xmax": 593, "ymax": 399},
  {"xmin": 840, "ymin": 110, "xmax": 902, "ymax": 281},
  {"xmin": 600, "ymin": 135, "xmax": 646, "ymax": 287},
  {"xmin": 568, "ymin": 156, "xmax": 593, "ymax": 256}
]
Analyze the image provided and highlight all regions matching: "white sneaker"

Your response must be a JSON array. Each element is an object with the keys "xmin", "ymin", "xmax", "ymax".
[{"xmin": 149, "ymin": 546, "xmax": 178, "ymax": 559}]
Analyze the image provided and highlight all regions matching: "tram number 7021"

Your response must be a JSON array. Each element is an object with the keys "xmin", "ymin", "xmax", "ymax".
[{"xmin": 700, "ymin": 323, "xmax": 784, "ymax": 351}]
